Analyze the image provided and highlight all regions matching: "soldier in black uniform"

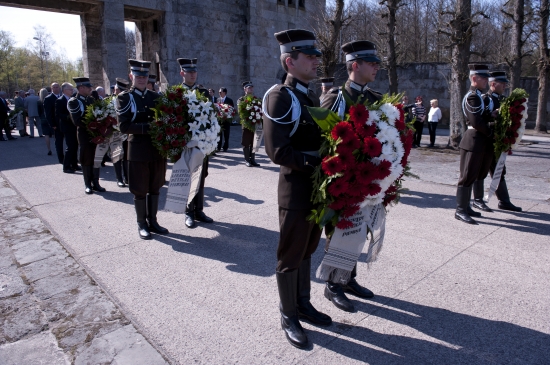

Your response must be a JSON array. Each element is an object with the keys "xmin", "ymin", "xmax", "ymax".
[
  {"xmin": 455, "ymin": 64, "xmax": 496, "ymax": 224},
  {"xmin": 237, "ymin": 81, "xmax": 260, "ymax": 167},
  {"xmin": 68, "ymin": 77, "xmax": 105, "ymax": 194},
  {"xmin": 320, "ymin": 40, "xmax": 381, "ymax": 313},
  {"xmin": 117, "ymin": 59, "xmax": 169, "ymax": 240},
  {"xmin": 472, "ymin": 71, "xmax": 522, "ymax": 212},
  {"xmin": 177, "ymin": 58, "xmax": 214, "ymax": 229},
  {"xmin": 113, "ymin": 78, "xmax": 130, "ymax": 187},
  {"xmin": 320, "ymin": 77, "xmax": 334, "ymax": 95},
  {"xmin": 263, "ymin": 29, "xmax": 332, "ymax": 349}
]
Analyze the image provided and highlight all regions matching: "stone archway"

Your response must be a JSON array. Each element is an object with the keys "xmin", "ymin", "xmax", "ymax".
[{"xmin": 0, "ymin": 0, "xmax": 164, "ymax": 90}]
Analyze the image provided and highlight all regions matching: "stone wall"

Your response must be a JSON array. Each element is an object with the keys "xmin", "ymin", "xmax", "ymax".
[
  {"xmin": 330, "ymin": 62, "xmax": 549, "ymax": 126},
  {"xmin": 2, "ymin": 0, "xmax": 322, "ymax": 98}
]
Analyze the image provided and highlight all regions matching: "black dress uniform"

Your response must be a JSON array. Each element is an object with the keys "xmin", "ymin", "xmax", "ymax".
[
  {"xmin": 264, "ymin": 29, "xmax": 332, "ymax": 350},
  {"xmin": 56, "ymin": 93, "xmax": 79, "ymax": 173},
  {"xmin": 237, "ymin": 81, "xmax": 260, "ymax": 167},
  {"xmin": 319, "ymin": 40, "xmax": 381, "ymax": 313},
  {"xmin": 44, "ymin": 91, "xmax": 63, "ymax": 163},
  {"xmin": 472, "ymin": 71, "xmax": 522, "ymax": 212},
  {"xmin": 177, "ymin": 57, "xmax": 215, "ymax": 229},
  {"xmin": 114, "ymin": 77, "xmax": 130, "ymax": 187},
  {"xmin": 68, "ymin": 77, "xmax": 103, "ymax": 194},
  {"xmin": 455, "ymin": 64, "xmax": 495, "ymax": 224},
  {"xmin": 117, "ymin": 59, "xmax": 168, "ymax": 240}
]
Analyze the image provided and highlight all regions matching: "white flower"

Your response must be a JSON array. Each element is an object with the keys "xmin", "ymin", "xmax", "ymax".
[
  {"xmin": 366, "ymin": 110, "xmax": 380, "ymax": 125},
  {"xmin": 379, "ymin": 103, "xmax": 399, "ymax": 125},
  {"xmin": 188, "ymin": 121, "xmax": 200, "ymax": 134}
]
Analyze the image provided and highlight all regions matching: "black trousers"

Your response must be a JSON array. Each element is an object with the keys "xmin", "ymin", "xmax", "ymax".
[
  {"xmin": 77, "ymin": 128, "xmax": 96, "ymax": 166},
  {"xmin": 241, "ymin": 128, "xmax": 254, "ymax": 147},
  {"xmin": 277, "ymin": 207, "xmax": 322, "ymax": 272},
  {"xmin": 413, "ymin": 121, "xmax": 424, "ymax": 146},
  {"xmin": 217, "ymin": 121, "xmax": 230, "ymax": 150},
  {"xmin": 63, "ymin": 126, "xmax": 79, "ymax": 170},
  {"xmin": 187, "ymin": 158, "xmax": 209, "ymax": 213},
  {"xmin": 458, "ymin": 147, "xmax": 493, "ymax": 187},
  {"xmin": 427, "ymin": 122, "xmax": 438, "ymax": 146},
  {"xmin": 54, "ymin": 128, "xmax": 65, "ymax": 164},
  {"xmin": 128, "ymin": 159, "xmax": 166, "ymax": 200}
]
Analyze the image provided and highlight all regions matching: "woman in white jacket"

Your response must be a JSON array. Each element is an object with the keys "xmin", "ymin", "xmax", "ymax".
[{"xmin": 427, "ymin": 99, "xmax": 442, "ymax": 147}]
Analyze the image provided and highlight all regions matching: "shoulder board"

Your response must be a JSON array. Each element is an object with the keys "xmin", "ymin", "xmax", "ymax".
[
  {"xmin": 367, "ymin": 87, "xmax": 382, "ymax": 96},
  {"xmin": 328, "ymin": 86, "xmax": 341, "ymax": 94}
]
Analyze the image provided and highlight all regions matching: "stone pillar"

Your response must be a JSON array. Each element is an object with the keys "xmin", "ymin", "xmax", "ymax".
[
  {"xmin": 135, "ymin": 18, "xmax": 162, "ymax": 85},
  {"xmin": 101, "ymin": 1, "xmax": 128, "ymax": 91},
  {"xmin": 80, "ymin": 5, "xmax": 103, "ymax": 87}
]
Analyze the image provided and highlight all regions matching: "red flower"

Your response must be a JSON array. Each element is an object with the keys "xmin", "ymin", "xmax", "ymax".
[
  {"xmin": 98, "ymin": 126, "xmax": 108, "ymax": 135},
  {"xmin": 175, "ymin": 106, "xmax": 183, "ymax": 114},
  {"xmin": 156, "ymin": 135, "xmax": 163, "ymax": 141},
  {"xmin": 91, "ymin": 136, "xmax": 104, "ymax": 144},
  {"xmin": 88, "ymin": 121, "xmax": 98, "ymax": 130},
  {"xmin": 337, "ymin": 150, "xmax": 355, "ymax": 168},
  {"xmin": 331, "ymin": 122, "xmax": 355, "ymax": 142},
  {"xmin": 176, "ymin": 115, "xmax": 183, "ymax": 122},
  {"xmin": 365, "ymin": 183, "xmax": 382, "ymax": 196},
  {"xmin": 395, "ymin": 119, "xmax": 406, "ymax": 131},
  {"xmin": 171, "ymin": 140, "xmax": 179, "ymax": 147},
  {"xmin": 336, "ymin": 219, "xmax": 354, "ymax": 230},
  {"xmin": 176, "ymin": 87, "xmax": 184, "ymax": 95},
  {"xmin": 355, "ymin": 161, "xmax": 378, "ymax": 185},
  {"xmin": 166, "ymin": 107, "xmax": 174, "ymax": 115},
  {"xmin": 327, "ymin": 178, "xmax": 349, "ymax": 197},
  {"xmin": 377, "ymin": 160, "xmax": 392, "ymax": 179},
  {"xmin": 180, "ymin": 140, "xmax": 187, "ymax": 147},
  {"xmin": 362, "ymin": 137, "xmax": 382, "ymax": 157},
  {"xmin": 349, "ymin": 104, "xmax": 369, "ymax": 124},
  {"xmin": 355, "ymin": 122, "xmax": 377, "ymax": 138},
  {"xmin": 341, "ymin": 205, "xmax": 360, "ymax": 218},
  {"xmin": 322, "ymin": 156, "xmax": 345, "ymax": 176},
  {"xmin": 329, "ymin": 198, "xmax": 347, "ymax": 211},
  {"xmin": 168, "ymin": 93, "xmax": 177, "ymax": 100},
  {"xmin": 339, "ymin": 135, "xmax": 362, "ymax": 153}
]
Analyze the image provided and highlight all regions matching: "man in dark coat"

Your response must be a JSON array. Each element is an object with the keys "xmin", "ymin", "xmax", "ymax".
[
  {"xmin": 263, "ymin": 29, "xmax": 332, "ymax": 349},
  {"xmin": 44, "ymin": 83, "xmax": 63, "ymax": 163},
  {"xmin": 320, "ymin": 40, "xmax": 382, "ymax": 313},
  {"xmin": 237, "ymin": 81, "xmax": 260, "ymax": 167},
  {"xmin": 455, "ymin": 64, "xmax": 496, "ymax": 224},
  {"xmin": 56, "ymin": 83, "xmax": 79, "ymax": 173},
  {"xmin": 216, "ymin": 87, "xmax": 233, "ymax": 151},
  {"xmin": 0, "ymin": 91, "xmax": 15, "ymax": 140},
  {"xmin": 68, "ymin": 77, "xmax": 104, "ymax": 194},
  {"xmin": 178, "ymin": 57, "xmax": 214, "ymax": 229},
  {"xmin": 117, "ymin": 59, "xmax": 169, "ymax": 240}
]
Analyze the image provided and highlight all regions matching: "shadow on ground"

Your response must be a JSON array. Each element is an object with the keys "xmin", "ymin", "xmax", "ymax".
[{"xmin": 306, "ymin": 295, "xmax": 549, "ymax": 364}]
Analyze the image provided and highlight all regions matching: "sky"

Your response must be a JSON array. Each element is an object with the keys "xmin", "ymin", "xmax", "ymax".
[{"xmin": 0, "ymin": 6, "xmax": 134, "ymax": 62}]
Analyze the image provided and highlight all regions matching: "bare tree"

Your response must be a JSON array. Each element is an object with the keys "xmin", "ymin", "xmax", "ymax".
[
  {"xmin": 312, "ymin": 0, "xmax": 352, "ymax": 77},
  {"xmin": 125, "ymin": 27, "xmax": 136, "ymax": 61},
  {"xmin": 380, "ymin": 0, "xmax": 404, "ymax": 94},
  {"xmin": 439, "ymin": 0, "xmax": 487, "ymax": 148},
  {"xmin": 503, "ymin": 0, "xmax": 527, "ymax": 89},
  {"xmin": 535, "ymin": 0, "xmax": 549, "ymax": 133}
]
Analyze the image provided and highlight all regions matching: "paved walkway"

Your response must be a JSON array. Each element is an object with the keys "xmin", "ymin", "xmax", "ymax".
[{"xmin": 0, "ymin": 126, "xmax": 549, "ymax": 364}]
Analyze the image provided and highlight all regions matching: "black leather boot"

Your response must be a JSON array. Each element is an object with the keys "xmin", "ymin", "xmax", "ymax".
[
  {"xmin": 114, "ymin": 161, "xmax": 126, "ymax": 187},
  {"xmin": 496, "ymin": 179, "xmax": 522, "ymax": 212},
  {"xmin": 83, "ymin": 166, "xmax": 93, "ymax": 195},
  {"xmin": 134, "ymin": 199, "xmax": 152, "ymax": 240},
  {"xmin": 122, "ymin": 160, "xmax": 129, "ymax": 185},
  {"xmin": 91, "ymin": 168, "xmax": 106, "ymax": 192},
  {"xmin": 324, "ymin": 282, "xmax": 355, "ymax": 312},
  {"xmin": 249, "ymin": 146, "xmax": 260, "ymax": 167},
  {"xmin": 243, "ymin": 146, "xmax": 252, "ymax": 167},
  {"xmin": 276, "ymin": 271, "xmax": 308, "ymax": 349},
  {"xmin": 342, "ymin": 265, "xmax": 374, "ymax": 298},
  {"xmin": 472, "ymin": 180, "xmax": 493, "ymax": 212},
  {"xmin": 297, "ymin": 258, "xmax": 332, "ymax": 326},
  {"xmin": 147, "ymin": 195, "xmax": 169, "ymax": 235},
  {"xmin": 455, "ymin": 185, "xmax": 478, "ymax": 224}
]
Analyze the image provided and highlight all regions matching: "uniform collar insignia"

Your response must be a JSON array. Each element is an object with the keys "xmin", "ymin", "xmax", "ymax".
[
  {"xmin": 295, "ymin": 82, "xmax": 308, "ymax": 95},
  {"xmin": 78, "ymin": 95, "xmax": 85, "ymax": 101},
  {"xmin": 134, "ymin": 88, "xmax": 147, "ymax": 96},
  {"xmin": 285, "ymin": 75, "xmax": 309, "ymax": 95},
  {"xmin": 350, "ymin": 81, "xmax": 369, "ymax": 93},
  {"xmin": 491, "ymin": 92, "xmax": 500, "ymax": 98}
]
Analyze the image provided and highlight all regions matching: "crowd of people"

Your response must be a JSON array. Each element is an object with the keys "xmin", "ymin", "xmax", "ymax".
[{"xmin": 0, "ymin": 27, "xmax": 524, "ymax": 351}]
